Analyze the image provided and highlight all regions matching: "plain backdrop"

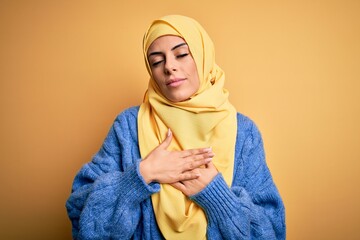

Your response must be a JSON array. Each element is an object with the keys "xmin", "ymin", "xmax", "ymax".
[{"xmin": 0, "ymin": 0, "xmax": 359, "ymax": 239}]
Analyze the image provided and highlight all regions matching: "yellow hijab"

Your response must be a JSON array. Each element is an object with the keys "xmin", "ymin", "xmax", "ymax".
[{"xmin": 138, "ymin": 15, "xmax": 237, "ymax": 240}]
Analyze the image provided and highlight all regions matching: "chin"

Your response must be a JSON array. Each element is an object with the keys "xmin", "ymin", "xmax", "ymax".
[{"xmin": 167, "ymin": 94, "xmax": 190, "ymax": 103}]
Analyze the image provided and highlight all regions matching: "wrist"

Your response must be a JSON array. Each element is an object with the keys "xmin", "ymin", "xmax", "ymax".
[{"xmin": 139, "ymin": 160, "xmax": 153, "ymax": 184}]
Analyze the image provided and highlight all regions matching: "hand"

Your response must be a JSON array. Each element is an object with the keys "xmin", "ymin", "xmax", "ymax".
[
  {"xmin": 171, "ymin": 162, "xmax": 218, "ymax": 196},
  {"xmin": 139, "ymin": 129, "xmax": 214, "ymax": 184}
]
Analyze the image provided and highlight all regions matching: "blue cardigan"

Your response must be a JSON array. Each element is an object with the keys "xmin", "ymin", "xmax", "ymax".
[{"xmin": 66, "ymin": 106, "xmax": 286, "ymax": 239}]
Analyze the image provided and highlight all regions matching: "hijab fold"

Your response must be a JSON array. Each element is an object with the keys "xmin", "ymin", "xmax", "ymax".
[{"xmin": 138, "ymin": 15, "xmax": 237, "ymax": 240}]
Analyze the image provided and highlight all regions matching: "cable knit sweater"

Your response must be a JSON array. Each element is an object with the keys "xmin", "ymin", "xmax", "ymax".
[{"xmin": 66, "ymin": 106, "xmax": 286, "ymax": 239}]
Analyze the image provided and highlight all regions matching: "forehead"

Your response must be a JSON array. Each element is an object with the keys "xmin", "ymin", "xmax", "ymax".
[{"xmin": 147, "ymin": 35, "xmax": 187, "ymax": 53}]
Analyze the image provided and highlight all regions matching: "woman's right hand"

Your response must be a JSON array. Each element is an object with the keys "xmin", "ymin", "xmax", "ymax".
[{"xmin": 139, "ymin": 129, "xmax": 214, "ymax": 184}]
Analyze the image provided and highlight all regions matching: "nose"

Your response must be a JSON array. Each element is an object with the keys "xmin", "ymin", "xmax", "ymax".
[{"xmin": 164, "ymin": 56, "xmax": 177, "ymax": 74}]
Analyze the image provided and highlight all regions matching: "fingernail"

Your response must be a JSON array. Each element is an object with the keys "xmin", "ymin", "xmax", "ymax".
[
  {"xmin": 167, "ymin": 128, "xmax": 172, "ymax": 137},
  {"xmin": 204, "ymin": 147, "xmax": 212, "ymax": 152},
  {"xmin": 206, "ymin": 158, "xmax": 212, "ymax": 163}
]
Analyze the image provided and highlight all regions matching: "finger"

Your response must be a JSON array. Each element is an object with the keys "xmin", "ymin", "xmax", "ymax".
[
  {"xmin": 184, "ymin": 157, "xmax": 212, "ymax": 171},
  {"xmin": 183, "ymin": 151, "xmax": 214, "ymax": 163},
  {"xmin": 170, "ymin": 182, "xmax": 186, "ymax": 192},
  {"xmin": 178, "ymin": 170, "xmax": 201, "ymax": 181},
  {"xmin": 193, "ymin": 152, "xmax": 215, "ymax": 160},
  {"xmin": 180, "ymin": 147, "xmax": 213, "ymax": 158},
  {"xmin": 159, "ymin": 128, "xmax": 173, "ymax": 150}
]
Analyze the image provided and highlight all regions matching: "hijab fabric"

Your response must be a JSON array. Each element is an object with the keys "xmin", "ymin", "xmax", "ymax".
[{"xmin": 138, "ymin": 15, "xmax": 237, "ymax": 240}]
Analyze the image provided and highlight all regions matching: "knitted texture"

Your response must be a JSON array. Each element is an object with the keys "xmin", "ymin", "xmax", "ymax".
[{"xmin": 66, "ymin": 106, "xmax": 286, "ymax": 239}]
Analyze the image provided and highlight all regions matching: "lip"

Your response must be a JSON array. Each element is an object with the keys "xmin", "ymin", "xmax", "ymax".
[{"xmin": 166, "ymin": 78, "xmax": 186, "ymax": 87}]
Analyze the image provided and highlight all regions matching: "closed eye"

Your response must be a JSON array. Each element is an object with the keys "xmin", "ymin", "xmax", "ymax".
[
  {"xmin": 152, "ymin": 60, "xmax": 164, "ymax": 67},
  {"xmin": 177, "ymin": 53, "xmax": 189, "ymax": 58}
]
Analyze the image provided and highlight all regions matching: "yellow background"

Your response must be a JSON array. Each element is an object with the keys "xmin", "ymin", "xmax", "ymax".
[{"xmin": 1, "ymin": 0, "xmax": 359, "ymax": 239}]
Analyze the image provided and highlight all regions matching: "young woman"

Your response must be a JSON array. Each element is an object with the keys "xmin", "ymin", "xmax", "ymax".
[{"xmin": 66, "ymin": 15, "xmax": 286, "ymax": 240}]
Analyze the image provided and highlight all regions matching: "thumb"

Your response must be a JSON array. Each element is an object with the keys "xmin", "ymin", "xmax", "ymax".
[{"xmin": 160, "ymin": 129, "xmax": 172, "ymax": 149}]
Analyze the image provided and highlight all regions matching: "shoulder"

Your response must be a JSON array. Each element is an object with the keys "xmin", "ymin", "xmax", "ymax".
[
  {"xmin": 104, "ymin": 106, "xmax": 140, "ymax": 145},
  {"xmin": 235, "ymin": 112, "xmax": 263, "ymax": 150},
  {"xmin": 101, "ymin": 106, "xmax": 140, "ymax": 151},
  {"xmin": 113, "ymin": 106, "xmax": 140, "ymax": 128},
  {"xmin": 236, "ymin": 112, "xmax": 261, "ymax": 137},
  {"xmin": 116, "ymin": 106, "xmax": 140, "ymax": 121}
]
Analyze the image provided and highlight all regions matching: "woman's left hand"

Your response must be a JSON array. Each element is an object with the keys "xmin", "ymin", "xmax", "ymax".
[{"xmin": 171, "ymin": 162, "xmax": 218, "ymax": 196}]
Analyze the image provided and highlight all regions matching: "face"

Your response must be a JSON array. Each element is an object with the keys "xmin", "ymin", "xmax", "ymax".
[{"xmin": 147, "ymin": 35, "xmax": 200, "ymax": 102}]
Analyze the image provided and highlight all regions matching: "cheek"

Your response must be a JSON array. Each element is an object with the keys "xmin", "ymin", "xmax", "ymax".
[
  {"xmin": 190, "ymin": 63, "xmax": 200, "ymax": 87},
  {"xmin": 151, "ymin": 69, "xmax": 163, "ymax": 85}
]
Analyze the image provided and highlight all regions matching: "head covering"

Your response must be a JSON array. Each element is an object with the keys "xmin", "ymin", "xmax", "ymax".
[{"xmin": 138, "ymin": 15, "xmax": 237, "ymax": 239}]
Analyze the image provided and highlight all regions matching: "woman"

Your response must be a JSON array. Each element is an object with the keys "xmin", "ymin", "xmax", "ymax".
[{"xmin": 66, "ymin": 15, "xmax": 286, "ymax": 239}]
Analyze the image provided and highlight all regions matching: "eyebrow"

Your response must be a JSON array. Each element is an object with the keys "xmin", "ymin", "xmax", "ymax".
[{"xmin": 148, "ymin": 42, "xmax": 188, "ymax": 57}]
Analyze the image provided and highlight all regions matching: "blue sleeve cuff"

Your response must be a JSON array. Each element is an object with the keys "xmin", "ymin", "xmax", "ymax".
[
  {"xmin": 190, "ymin": 174, "xmax": 248, "ymax": 223},
  {"xmin": 92, "ymin": 160, "xmax": 160, "ymax": 204},
  {"xmin": 134, "ymin": 159, "xmax": 161, "ymax": 194}
]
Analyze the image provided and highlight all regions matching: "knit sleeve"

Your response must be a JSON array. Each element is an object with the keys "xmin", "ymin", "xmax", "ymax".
[
  {"xmin": 190, "ymin": 119, "xmax": 286, "ymax": 240},
  {"xmin": 65, "ymin": 111, "xmax": 160, "ymax": 240}
]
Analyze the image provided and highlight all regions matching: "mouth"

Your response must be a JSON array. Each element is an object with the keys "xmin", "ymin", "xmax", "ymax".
[{"xmin": 166, "ymin": 78, "xmax": 186, "ymax": 87}]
